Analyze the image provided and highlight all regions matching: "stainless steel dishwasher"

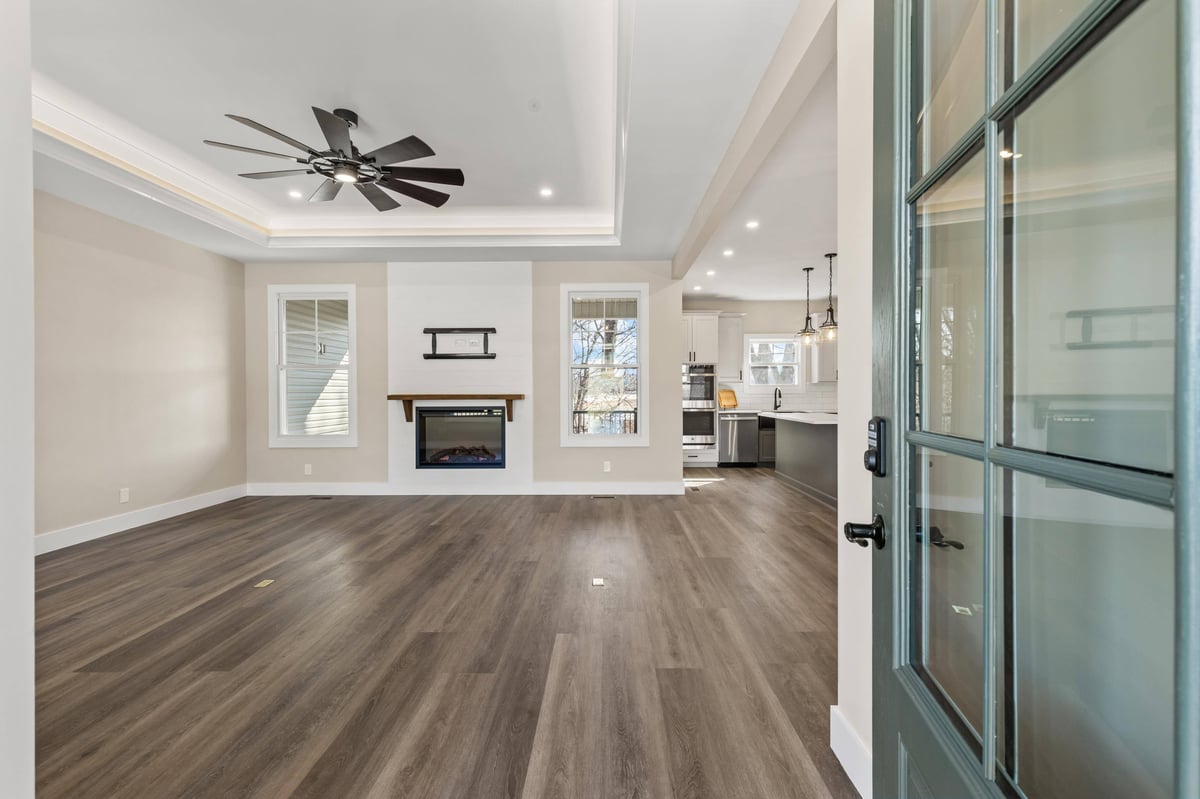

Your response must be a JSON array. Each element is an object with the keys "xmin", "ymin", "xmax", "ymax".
[{"xmin": 718, "ymin": 411, "xmax": 760, "ymax": 465}]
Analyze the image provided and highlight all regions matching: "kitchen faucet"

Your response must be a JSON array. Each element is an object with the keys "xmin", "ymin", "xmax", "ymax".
[{"xmin": 774, "ymin": 388, "xmax": 783, "ymax": 411}]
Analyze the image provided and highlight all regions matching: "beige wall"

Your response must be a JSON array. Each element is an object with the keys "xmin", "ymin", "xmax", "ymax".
[
  {"xmin": 244, "ymin": 262, "xmax": 389, "ymax": 485},
  {"xmin": 34, "ymin": 192, "xmax": 246, "ymax": 534},
  {"xmin": 531, "ymin": 261, "xmax": 683, "ymax": 484},
  {"xmin": 683, "ymin": 297, "xmax": 837, "ymax": 333}
]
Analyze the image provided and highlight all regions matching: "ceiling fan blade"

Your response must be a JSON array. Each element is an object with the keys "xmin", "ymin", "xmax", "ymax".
[
  {"xmin": 309, "ymin": 179, "xmax": 343, "ymax": 202},
  {"xmin": 312, "ymin": 107, "xmax": 354, "ymax": 155},
  {"xmin": 356, "ymin": 182, "xmax": 401, "ymax": 212},
  {"xmin": 378, "ymin": 177, "xmax": 451, "ymax": 208},
  {"xmin": 381, "ymin": 166, "xmax": 465, "ymax": 186},
  {"xmin": 203, "ymin": 140, "xmax": 307, "ymax": 162},
  {"xmin": 362, "ymin": 135, "xmax": 435, "ymax": 166},
  {"xmin": 226, "ymin": 114, "xmax": 319, "ymax": 155},
  {"xmin": 237, "ymin": 169, "xmax": 313, "ymax": 180}
]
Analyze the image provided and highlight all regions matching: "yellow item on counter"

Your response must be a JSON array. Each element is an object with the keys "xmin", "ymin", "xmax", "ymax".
[{"xmin": 718, "ymin": 389, "xmax": 738, "ymax": 409}]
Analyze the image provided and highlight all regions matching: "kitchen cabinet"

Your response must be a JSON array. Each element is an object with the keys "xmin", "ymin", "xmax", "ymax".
[
  {"xmin": 681, "ymin": 312, "xmax": 719, "ymax": 364},
  {"xmin": 810, "ymin": 338, "xmax": 838, "ymax": 383},
  {"xmin": 717, "ymin": 313, "xmax": 745, "ymax": 382}
]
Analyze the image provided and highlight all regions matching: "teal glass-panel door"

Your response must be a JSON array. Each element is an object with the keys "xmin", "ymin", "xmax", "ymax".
[{"xmin": 870, "ymin": 0, "xmax": 1190, "ymax": 797}]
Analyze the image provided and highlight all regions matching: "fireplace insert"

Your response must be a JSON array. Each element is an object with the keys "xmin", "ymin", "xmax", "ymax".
[{"xmin": 416, "ymin": 407, "xmax": 506, "ymax": 469}]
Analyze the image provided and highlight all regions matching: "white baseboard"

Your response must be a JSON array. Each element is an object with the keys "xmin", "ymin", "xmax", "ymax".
[
  {"xmin": 246, "ymin": 481, "xmax": 685, "ymax": 496},
  {"xmin": 531, "ymin": 481, "xmax": 685, "ymax": 495},
  {"xmin": 35, "ymin": 484, "xmax": 248, "ymax": 555},
  {"xmin": 36, "ymin": 480, "xmax": 686, "ymax": 554},
  {"xmin": 830, "ymin": 705, "xmax": 872, "ymax": 799},
  {"xmin": 246, "ymin": 482, "xmax": 394, "ymax": 496}
]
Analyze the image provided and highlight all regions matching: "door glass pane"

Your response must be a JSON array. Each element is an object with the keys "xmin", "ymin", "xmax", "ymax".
[
  {"xmin": 1001, "ymin": 0, "xmax": 1176, "ymax": 474},
  {"xmin": 1001, "ymin": 469, "xmax": 1173, "ymax": 798},
  {"xmin": 1001, "ymin": 0, "xmax": 1092, "ymax": 85},
  {"xmin": 912, "ymin": 449, "xmax": 986, "ymax": 737},
  {"xmin": 912, "ymin": 0, "xmax": 986, "ymax": 178},
  {"xmin": 915, "ymin": 148, "xmax": 986, "ymax": 439}
]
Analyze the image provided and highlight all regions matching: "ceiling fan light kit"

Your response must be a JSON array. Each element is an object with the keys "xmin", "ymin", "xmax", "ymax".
[{"xmin": 204, "ymin": 106, "xmax": 464, "ymax": 212}]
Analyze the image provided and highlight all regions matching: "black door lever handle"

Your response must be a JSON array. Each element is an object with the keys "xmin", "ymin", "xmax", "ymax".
[{"xmin": 844, "ymin": 515, "xmax": 886, "ymax": 550}]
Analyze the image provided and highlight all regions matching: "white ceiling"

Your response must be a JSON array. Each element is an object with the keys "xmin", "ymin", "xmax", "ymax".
[
  {"xmin": 683, "ymin": 61, "xmax": 837, "ymax": 301},
  {"xmin": 30, "ymin": 0, "xmax": 807, "ymax": 263},
  {"xmin": 34, "ymin": 0, "xmax": 615, "ymax": 216}
]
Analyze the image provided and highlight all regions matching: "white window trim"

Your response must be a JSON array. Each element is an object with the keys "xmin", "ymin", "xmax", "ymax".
[
  {"xmin": 560, "ymin": 283, "xmax": 650, "ymax": 448},
  {"xmin": 742, "ymin": 332, "xmax": 808, "ymax": 395},
  {"xmin": 267, "ymin": 284, "xmax": 359, "ymax": 449}
]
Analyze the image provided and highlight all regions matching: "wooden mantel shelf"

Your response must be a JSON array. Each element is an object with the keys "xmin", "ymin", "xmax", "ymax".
[{"xmin": 388, "ymin": 394, "xmax": 526, "ymax": 422}]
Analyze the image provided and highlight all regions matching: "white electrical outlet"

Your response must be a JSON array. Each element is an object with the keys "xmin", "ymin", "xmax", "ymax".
[
  {"xmin": 603, "ymin": 460, "xmax": 611, "ymax": 473},
  {"xmin": 304, "ymin": 463, "xmax": 313, "ymax": 476},
  {"xmin": 119, "ymin": 487, "xmax": 129, "ymax": 504}
]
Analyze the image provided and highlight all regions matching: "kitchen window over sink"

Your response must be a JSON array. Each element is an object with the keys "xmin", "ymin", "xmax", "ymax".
[
  {"xmin": 745, "ymin": 336, "xmax": 801, "ymax": 387},
  {"xmin": 560, "ymin": 284, "xmax": 650, "ymax": 447}
]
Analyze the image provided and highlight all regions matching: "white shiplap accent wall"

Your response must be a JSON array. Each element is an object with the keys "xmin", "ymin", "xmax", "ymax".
[{"xmin": 386, "ymin": 262, "xmax": 535, "ymax": 492}]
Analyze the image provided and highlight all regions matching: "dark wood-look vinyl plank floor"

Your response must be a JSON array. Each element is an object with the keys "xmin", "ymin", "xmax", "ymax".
[{"xmin": 36, "ymin": 468, "xmax": 859, "ymax": 799}]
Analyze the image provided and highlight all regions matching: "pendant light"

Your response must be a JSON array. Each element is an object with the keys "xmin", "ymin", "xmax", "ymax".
[
  {"xmin": 795, "ymin": 266, "xmax": 818, "ymax": 344},
  {"xmin": 819, "ymin": 252, "xmax": 838, "ymax": 340}
]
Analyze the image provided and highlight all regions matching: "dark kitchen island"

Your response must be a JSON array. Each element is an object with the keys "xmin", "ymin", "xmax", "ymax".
[{"xmin": 758, "ymin": 411, "xmax": 838, "ymax": 507}]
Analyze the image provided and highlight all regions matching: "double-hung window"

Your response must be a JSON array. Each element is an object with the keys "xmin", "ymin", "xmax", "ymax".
[
  {"xmin": 561, "ymin": 285, "xmax": 649, "ymax": 447},
  {"xmin": 268, "ymin": 285, "xmax": 357, "ymax": 448},
  {"xmin": 745, "ymin": 335, "xmax": 801, "ymax": 387}
]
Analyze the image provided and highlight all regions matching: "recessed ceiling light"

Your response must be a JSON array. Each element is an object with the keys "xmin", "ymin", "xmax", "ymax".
[
  {"xmin": 539, "ymin": 186, "xmax": 554, "ymax": 198},
  {"xmin": 745, "ymin": 220, "xmax": 760, "ymax": 230},
  {"xmin": 722, "ymin": 249, "xmax": 734, "ymax": 257},
  {"xmin": 288, "ymin": 189, "xmax": 303, "ymax": 199},
  {"xmin": 706, "ymin": 270, "xmax": 716, "ymax": 276},
  {"xmin": 694, "ymin": 285, "xmax": 703, "ymax": 291}
]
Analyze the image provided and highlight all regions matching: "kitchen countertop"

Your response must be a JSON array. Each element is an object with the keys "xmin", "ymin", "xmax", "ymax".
[{"xmin": 757, "ymin": 411, "xmax": 839, "ymax": 425}]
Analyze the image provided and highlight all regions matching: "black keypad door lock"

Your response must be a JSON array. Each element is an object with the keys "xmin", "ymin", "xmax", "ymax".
[
  {"xmin": 844, "ymin": 515, "xmax": 886, "ymax": 549},
  {"xmin": 864, "ymin": 416, "xmax": 887, "ymax": 477}
]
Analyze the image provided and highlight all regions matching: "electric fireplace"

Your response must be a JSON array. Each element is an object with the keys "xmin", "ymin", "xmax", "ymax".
[{"xmin": 416, "ymin": 407, "xmax": 506, "ymax": 469}]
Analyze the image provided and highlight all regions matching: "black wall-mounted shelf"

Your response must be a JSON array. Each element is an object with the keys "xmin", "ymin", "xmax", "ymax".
[{"xmin": 423, "ymin": 327, "xmax": 497, "ymax": 360}]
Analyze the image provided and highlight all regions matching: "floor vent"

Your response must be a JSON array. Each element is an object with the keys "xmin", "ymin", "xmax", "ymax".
[
  {"xmin": 310, "ymin": 496, "xmax": 333, "ymax": 500},
  {"xmin": 691, "ymin": 487, "xmax": 701, "ymax": 492},
  {"xmin": 591, "ymin": 495, "xmax": 616, "ymax": 500}
]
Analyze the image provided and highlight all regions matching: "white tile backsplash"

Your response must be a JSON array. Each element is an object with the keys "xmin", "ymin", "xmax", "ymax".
[{"xmin": 718, "ymin": 380, "xmax": 837, "ymax": 412}]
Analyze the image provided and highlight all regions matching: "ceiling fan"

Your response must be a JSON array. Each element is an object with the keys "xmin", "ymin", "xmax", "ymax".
[{"xmin": 204, "ymin": 107, "xmax": 464, "ymax": 211}]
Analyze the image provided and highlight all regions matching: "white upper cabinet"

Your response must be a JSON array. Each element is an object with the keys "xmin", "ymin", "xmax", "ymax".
[
  {"xmin": 681, "ymin": 312, "xmax": 720, "ymax": 364},
  {"xmin": 717, "ymin": 314, "xmax": 745, "ymax": 381},
  {"xmin": 810, "ymin": 338, "xmax": 838, "ymax": 383}
]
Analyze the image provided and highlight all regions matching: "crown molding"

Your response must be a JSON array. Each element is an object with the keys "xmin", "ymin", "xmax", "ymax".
[{"xmin": 31, "ymin": 12, "xmax": 630, "ymax": 253}]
